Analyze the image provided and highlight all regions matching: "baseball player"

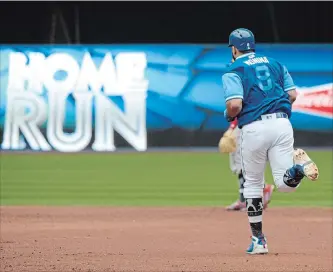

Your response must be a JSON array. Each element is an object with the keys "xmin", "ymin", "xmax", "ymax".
[
  {"xmin": 221, "ymin": 28, "xmax": 319, "ymax": 255},
  {"xmin": 221, "ymin": 118, "xmax": 275, "ymax": 211}
]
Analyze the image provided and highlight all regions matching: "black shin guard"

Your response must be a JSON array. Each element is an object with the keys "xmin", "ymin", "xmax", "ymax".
[{"xmin": 246, "ymin": 198, "xmax": 264, "ymax": 237}]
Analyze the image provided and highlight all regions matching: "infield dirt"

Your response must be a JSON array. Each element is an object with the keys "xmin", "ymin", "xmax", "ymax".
[{"xmin": 1, "ymin": 207, "xmax": 332, "ymax": 272}]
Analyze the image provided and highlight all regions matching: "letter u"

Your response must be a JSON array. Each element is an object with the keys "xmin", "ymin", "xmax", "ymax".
[{"xmin": 47, "ymin": 92, "xmax": 93, "ymax": 152}]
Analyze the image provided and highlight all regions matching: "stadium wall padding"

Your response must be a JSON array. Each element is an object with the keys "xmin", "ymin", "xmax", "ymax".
[{"xmin": 0, "ymin": 44, "xmax": 332, "ymax": 151}]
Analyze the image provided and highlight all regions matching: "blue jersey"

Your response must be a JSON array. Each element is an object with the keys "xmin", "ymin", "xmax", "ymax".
[{"xmin": 222, "ymin": 53, "xmax": 295, "ymax": 128}]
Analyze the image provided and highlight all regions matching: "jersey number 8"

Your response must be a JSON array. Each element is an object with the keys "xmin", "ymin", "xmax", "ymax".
[{"xmin": 255, "ymin": 65, "xmax": 273, "ymax": 92}]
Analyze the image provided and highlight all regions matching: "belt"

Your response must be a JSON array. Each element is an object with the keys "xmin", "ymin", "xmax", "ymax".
[
  {"xmin": 239, "ymin": 112, "xmax": 288, "ymax": 129},
  {"xmin": 256, "ymin": 112, "xmax": 288, "ymax": 121}
]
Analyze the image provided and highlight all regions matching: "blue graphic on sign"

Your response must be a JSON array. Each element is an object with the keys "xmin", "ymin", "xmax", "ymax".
[{"xmin": 0, "ymin": 44, "xmax": 332, "ymax": 134}]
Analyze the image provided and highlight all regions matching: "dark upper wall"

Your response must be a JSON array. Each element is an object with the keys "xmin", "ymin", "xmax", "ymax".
[{"xmin": 0, "ymin": 1, "xmax": 332, "ymax": 44}]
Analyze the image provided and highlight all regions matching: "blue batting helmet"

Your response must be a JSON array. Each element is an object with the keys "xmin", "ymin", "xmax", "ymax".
[{"xmin": 228, "ymin": 28, "xmax": 255, "ymax": 51}]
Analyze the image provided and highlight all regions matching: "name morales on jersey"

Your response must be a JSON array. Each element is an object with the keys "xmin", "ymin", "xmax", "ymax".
[{"xmin": 244, "ymin": 57, "xmax": 269, "ymax": 66}]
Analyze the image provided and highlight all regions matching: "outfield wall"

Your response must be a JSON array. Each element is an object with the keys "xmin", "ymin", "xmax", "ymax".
[{"xmin": 0, "ymin": 45, "xmax": 332, "ymax": 152}]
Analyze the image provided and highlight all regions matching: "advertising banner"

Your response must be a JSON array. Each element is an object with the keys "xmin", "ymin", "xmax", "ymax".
[{"xmin": 0, "ymin": 45, "xmax": 332, "ymax": 152}]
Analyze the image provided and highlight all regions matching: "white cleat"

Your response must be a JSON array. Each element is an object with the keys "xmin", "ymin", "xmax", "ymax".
[
  {"xmin": 246, "ymin": 236, "xmax": 269, "ymax": 255},
  {"xmin": 293, "ymin": 148, "xmax": 319, "ymax": 181}
]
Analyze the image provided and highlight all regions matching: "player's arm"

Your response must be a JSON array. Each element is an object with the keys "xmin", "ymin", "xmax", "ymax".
[
  {"xmin": 222, "ymin": 73, "xmax": 243, "ymax": 120},
  {"xmin": 283, "ymin": 65, "xmax": 297, "ymax": 104}
]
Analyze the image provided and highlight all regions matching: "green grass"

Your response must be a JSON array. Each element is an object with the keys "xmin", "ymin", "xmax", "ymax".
[{"xmin": 0, "ymin": 151, "xmax": 332, "ymax": 207}]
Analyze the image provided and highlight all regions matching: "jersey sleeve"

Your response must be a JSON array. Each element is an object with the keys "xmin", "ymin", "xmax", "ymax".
[
  {"xmin": 283, "ymin": 66, "xmax": 296, "ymax": 92},
  {"xmin": 222, "ymin": 73, "xmax": 244, "ymax": 102}
]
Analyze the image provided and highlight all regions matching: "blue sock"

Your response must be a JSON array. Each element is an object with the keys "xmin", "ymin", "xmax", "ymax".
[{"xmin": 283, "ymin": 165, "xmax": 305, "ymax": 188}]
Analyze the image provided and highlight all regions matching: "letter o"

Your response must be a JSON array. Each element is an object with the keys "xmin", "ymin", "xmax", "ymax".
[{"xmin": 43, "ymin": 53, "xmax": 80, "ymax": 94}]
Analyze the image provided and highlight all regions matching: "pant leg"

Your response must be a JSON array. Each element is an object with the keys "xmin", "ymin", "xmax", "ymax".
[
  {"xmin": 229, "ymin": 152, "xmax": 238, "ymax": 174},
  {"xmin": 240, "ymin": 122, "xmax": 268, "ymax": 199},
  {"xmin": 229, "ymin": 127, "xmax": 242, "ymax": 175},
  {"xmin": 268, "ymin": 118, "xmax": 297, "ymax": 192}
]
